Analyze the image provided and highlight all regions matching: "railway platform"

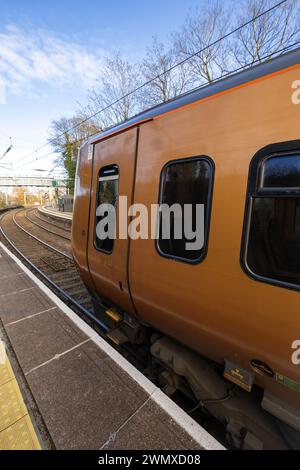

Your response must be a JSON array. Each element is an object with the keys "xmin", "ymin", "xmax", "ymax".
[
  {"xmin": 0, "ymin": 242, "xmax": 223, "ymax": 450},
  {"xmin": 38, "ymin": 206, "xmax": 72, "ymax": 221}
]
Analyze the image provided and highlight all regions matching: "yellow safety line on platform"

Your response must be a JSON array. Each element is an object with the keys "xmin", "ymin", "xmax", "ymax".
[{"xmin": 0, "ymin": 350, "xmax": 41, "ymax": 450}]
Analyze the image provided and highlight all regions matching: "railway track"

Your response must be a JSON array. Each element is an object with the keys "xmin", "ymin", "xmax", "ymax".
[
  {"xmin": 0, "ymin": 207, "xmax": 105, "ymax": 328},
  {"xmin": 14, "ymin": 208, "xmax": 72, "ymax": 256},
  {"xmin": 34, "ymin": 208, "xmax": 72, "ymax": 233},
  {"xmin": 25, "ymin": 208, "xmax": 71, "ymax": 241}
]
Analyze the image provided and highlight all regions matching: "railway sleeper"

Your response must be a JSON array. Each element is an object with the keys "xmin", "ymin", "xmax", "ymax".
[
  {"xmin": 50, "ymin": 271, "xmax": 79, "ymax": 282},
  {"xmin": 58, "ymin": 280, "xmax": 85, "ymax": 291},
  {"xmin": 66, "ymin": 287, "xmax": 90, "ymax": 297}
]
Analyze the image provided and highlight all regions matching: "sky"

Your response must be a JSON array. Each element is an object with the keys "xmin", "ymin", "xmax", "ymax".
[{"xmin": 0, "ymin": 0, "xmax": 208, "ymax": 177}]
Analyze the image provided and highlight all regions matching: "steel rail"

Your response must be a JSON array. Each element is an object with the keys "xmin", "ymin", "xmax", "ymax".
[
  {"xmin": 25, "ymin": 208, "xmax": 70, "ymax": 241},
  {"xmin": 34, "ymin": 210, "xmax": 71, "ymax": 233},
  {"xmin": 12, "ymin": 208, "xmax": 73, "ymax": 260}
]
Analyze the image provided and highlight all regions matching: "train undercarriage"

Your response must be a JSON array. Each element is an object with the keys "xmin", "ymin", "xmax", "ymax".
[{"xmin": 92, "ymin": 295, "xmax": 300, "ymax": 450}]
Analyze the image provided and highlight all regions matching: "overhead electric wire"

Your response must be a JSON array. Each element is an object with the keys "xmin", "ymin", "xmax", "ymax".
[
  {"xmin": 14, "ymin": 0, "xmax": 291, "ymax": 170},
  {"xmin": 0, "ymin": 137, "xmax": 13, "ymax": 161},
  {"xmin": 0, "ymin": 141, "xmax": 35, "ymax": 150},
  {"xmin": 0, "ymin": 130, "xmax": 11, "ymax": 139}
]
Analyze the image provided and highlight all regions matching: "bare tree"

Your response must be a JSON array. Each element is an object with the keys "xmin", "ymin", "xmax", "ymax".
[
  {"xmin": 83, "ymin": 52, "xmax": 142, "ymax": 129},
  {"xmin": 48, "ymin": 115, "xmax": 100, "ymax": 193},
  {"xmin": 172, "ymin": 2, "xmax": 232, "ymax": 86},
  {"xmin": 140, "ymin": 36, "xmax": 192, "ymax": 107},
  {"xmin": 49, "ymin": 115, "xmax": 99, "ymax": 155},
  {"xmin": 233, "ymin": 0, "xmax": 300, "ymax": 66}
]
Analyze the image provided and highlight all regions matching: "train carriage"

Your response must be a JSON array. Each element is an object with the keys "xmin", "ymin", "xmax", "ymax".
[{"xmin": 72, "ymin": 48, "xmax": 300, "ymax": 449}]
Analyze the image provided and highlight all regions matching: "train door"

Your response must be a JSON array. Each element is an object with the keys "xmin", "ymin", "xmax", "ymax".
[{"xmin": 87, "ymin": 128, "xmax": 138, "ymax": 315}]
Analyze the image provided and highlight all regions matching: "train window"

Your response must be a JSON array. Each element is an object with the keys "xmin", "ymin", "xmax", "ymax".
[
  {"xmin": 244, "ymin": 148, "xmax": 300, "ymax": 289},
  {"xmin": 157, "ymin": 157, "xmax": 214, "ymax": 264},
  {"xmin": 94, "ymin": 165, "xmax": 119, "ymax": 253},
  {"xmin": 260, "ymin": 154, "xmax": 300, "ymax": 190}
]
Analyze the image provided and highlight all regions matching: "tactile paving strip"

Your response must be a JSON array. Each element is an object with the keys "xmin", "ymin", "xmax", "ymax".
[
  {"xmin": 0, "ymin": 353, "xmax": 41, "ymax": 450},
  {"xmin": 0, "ymin": 415, "xmax": 41, "ymax": 450},
  {"xmin": 0, "ymin": 356, "xmax": 14, "ymax": 386}
]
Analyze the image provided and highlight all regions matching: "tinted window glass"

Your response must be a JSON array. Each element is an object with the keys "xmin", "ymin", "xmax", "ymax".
[
  {"xmin": 261, "ymin": 155, "xmax": 300, "ymax": 189},
  {"xmin": 247, "ymin": 197, "xmax": 300, "ymax": 285},
  {"xmin": 95, "ymin": 165, "xmax": 119, "ymax": 253},
  {"xmin": 295, "ymin": 201, "xmax": 300, "ymax": 235},
  {"xmin": 158, "ymin": 158, "xmax": 213, "ymax": 262}
]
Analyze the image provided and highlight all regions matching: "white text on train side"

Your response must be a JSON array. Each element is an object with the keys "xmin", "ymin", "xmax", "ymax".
[
  {"xmin": 291, "ymin": 80, "xmax": 300, "ymax": 104},
  {"xmin": 291, "ymin": 340, "xmax": 300, "ymax": 365},
  {"xmin": 95, "ymin": 197, "xmax": 205, "ymax": 251}
]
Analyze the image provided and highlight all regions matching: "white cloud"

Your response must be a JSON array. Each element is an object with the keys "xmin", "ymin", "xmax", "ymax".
[{"xmin": 0, "ymin": 24, "xmax": 104, "ymax": 96}]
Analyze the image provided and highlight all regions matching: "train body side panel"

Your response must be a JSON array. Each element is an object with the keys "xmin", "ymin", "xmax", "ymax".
[
  {"xmin": 72, "ymin": 143, "xmax": 95, "ymax": 288},
  {"xmin": 129, "ymin": 66, "xmax": 300, "ymax": 408}
]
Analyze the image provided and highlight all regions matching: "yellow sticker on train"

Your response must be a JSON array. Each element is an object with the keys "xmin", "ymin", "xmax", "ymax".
[{"xmin": 224, "ymin": 359, "xmax": 255, "ymax": 392}]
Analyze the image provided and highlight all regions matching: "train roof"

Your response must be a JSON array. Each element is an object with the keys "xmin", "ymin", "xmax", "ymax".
[{"xmin": 87, "ymin": 47, "xmax": 300, "ymax": 147}]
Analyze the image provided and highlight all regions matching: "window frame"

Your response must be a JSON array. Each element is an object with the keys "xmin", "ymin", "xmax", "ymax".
[
  {"xmin": 241, "ymin": 140, "xmax": 300, "ymax": 292},
  {"xmin": 94, "ymin": 164, "xmax": 119, "ymax": 255},
  {"xmin": 156, "ymin": 155, "xmax": 215, "ymax": 265}
]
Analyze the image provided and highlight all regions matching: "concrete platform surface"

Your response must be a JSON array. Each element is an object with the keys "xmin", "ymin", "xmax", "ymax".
[
  {"xmin": 0, "ymin": 242, "xmax": 224, "ymax": 451},
  {"xmin": 38, "ymin": 206, "xmax": 72, "ymax": 221}
]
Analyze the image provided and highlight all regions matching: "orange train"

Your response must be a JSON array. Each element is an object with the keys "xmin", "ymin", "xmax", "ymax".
[{"xmin": 72, "ymin": 48, "xmax": 300, "ymax": 449}]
